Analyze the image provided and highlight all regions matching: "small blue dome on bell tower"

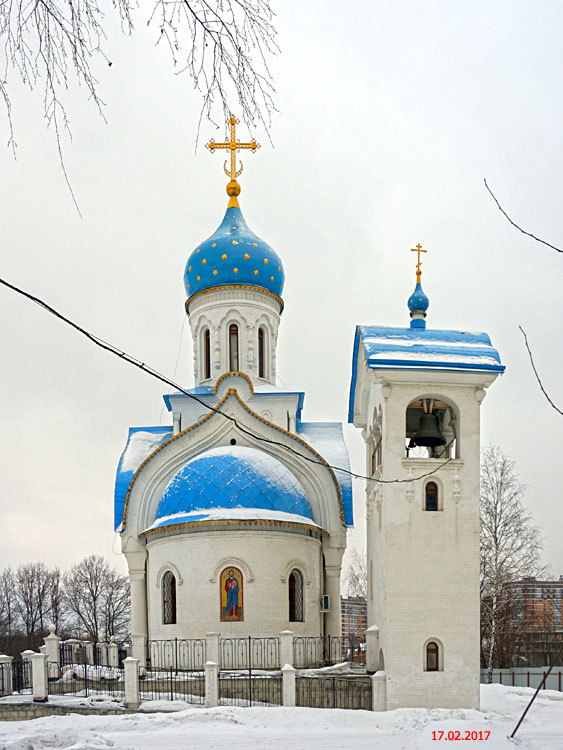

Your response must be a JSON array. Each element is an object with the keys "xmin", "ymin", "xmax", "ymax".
[{"xmin": 408, "ymin": 243, "xmax": 429, "ymax": 329}]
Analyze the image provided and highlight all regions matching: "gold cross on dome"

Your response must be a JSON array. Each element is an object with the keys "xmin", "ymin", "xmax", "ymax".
[
  {"xmin": 206, "ymin": 115, "xmax": 260, "ymax": 182},
  {"xmin": 411, "ymin": 243, "xmax": 427, "ymax": 280}
]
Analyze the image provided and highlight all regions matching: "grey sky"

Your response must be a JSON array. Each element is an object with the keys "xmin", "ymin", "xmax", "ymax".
[{"xmin": 0, "ymin": 0, "xmax": 561, "ymax": 577}]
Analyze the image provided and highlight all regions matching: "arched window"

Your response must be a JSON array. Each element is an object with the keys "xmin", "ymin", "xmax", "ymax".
[
  {"xmin": 426, "ymin": 641, "xmax": 439, "ymax": 671},
  {"xmin": 204, "ymin": 328, "xmax": 211, "ymax": 380},
  {"xmin": 425, "ymin": 482, "xmax": 438, "ymax": 511},
  {"xmin": 289, "ymin": 569, "xmax": 304, "ymax": 622},
  {"xmin": 220, "ymin": 567, "xmax": 244, "ymax": 622},
  {"xmin": 162, "ymin": 571, "xmax": 177, "ymax": 625},
  {"xmin": 258, "ymin": 327, "xmax": 265, "ymax": 378},
  {"xmin": 229, "ymin": 324, "xmax": 239, "ymax": 371}
]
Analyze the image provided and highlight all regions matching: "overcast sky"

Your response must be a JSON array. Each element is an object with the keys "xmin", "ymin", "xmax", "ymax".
[{"xmin": 0, "ymin": 0, "xmax": 561, "ymax": 578}]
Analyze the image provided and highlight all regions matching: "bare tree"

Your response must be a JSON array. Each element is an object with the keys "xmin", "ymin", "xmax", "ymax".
[
  {"xmin": 15, "ymin": 562, "xmax": 53, "ymax": 648},
  {"xmin": 64, "ymin": 554, "xmax": 129, "ymax": 641},
  {"xmin": 480, "ymin": 446, "xmax": 545, "ymax": 682},
  {"xmin": 47, "ymin": 567, "xmax": 67, "ymax": 636},
  {"xmin": 0, "ymin": 568, "xmax": 18, "ymax": 651},
  {"xmin": 0, "ymin": 0, "xmax": 276, "ymax": 158},
  {"xmin": 345, "ymin": 549, "xmax": 368, "ymax": 600}
]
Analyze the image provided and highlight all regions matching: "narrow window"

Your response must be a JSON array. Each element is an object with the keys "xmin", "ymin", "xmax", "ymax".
[
  {"xmin": 289, "ymin": 569, "xmax": 304, "ymax": 622},
  {"xmin": 426, "ymin": 641, "xmax": 439, "ymax": 671},
  {"xmin": 204, "ymin": 329, "xmax": 211, "ymax": 380},
  {"xmin": 258, "ymin": 327, "xmax": 265, "ymax": 378},
  {"xmin": 425, "ymin": 482, "xmax": 438, "ymax": 511},
  {"xmin": 162, "ymin": 571, "xmax": 177, "ymax": 625},
  {"xmin": 229, "ymin": 324, "xmax": 239, "ymax": 371}
]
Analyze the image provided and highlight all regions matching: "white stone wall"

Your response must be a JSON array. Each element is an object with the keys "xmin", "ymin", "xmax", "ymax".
[
  {"xmin": 354, "ymin": 369, "xmax": 499, "ymax": 710},
  {"xmin": 146, "ymin": 530, "xmax": 322, "ymax": 639},
  {"xmin": 187, "ymin": 287, "xmax": 281, "ymax": 387}
]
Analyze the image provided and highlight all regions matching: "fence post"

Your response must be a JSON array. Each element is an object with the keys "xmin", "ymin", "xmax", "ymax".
[
  {"xmin": 0, "ymin": 655, "xmax": 14, "ymax": 696},
  {"xmin": 282, "ymin": 664, "xmax": 296, "ymax": 707},
  {"xmin": 108, "ymin": 636, "xmax": 119, "ymax": 668},
  {"xmin": 85, "ymin": 642, "xmax": 95, "ymax": 665},
  {"xmin": 45, "ymin": 624, "xmax": 61, "ymax": 666},
  {"xmin": 371, "ymin": 670, "xmax": 386, "ymax": 711},
  {"xmin": 98, "ymin": 641, "xmax": 109, "ymax": 667},
  {"xmin": 123, "ymin": 657, "xmax": 140, "ymax": 709},
  {"xmin": 279, "ymin": 630, "xmax": 294, "ymax": 668},
  {"xmin": 131, "ymin": 635, "xmax": 147, "ymax": 667},
  {"xmin": 366, "ymin": 625, "xmax": 380, "ymax": 674},
  {"xmin": 205, "ymin": 661, "xmax": 219, "ymax": 708},
  {"xmin": 29, "ymin": 653, "xmax": 48, "ymax": 703},
  {"xmin": 206, "ymin": 633, "xmax": 220, "ymax": 666}
]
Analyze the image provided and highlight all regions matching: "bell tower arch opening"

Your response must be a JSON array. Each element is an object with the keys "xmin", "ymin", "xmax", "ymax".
[{"xmin": 405, "ymin": 397, "xmax": 458, "ymax": 459}]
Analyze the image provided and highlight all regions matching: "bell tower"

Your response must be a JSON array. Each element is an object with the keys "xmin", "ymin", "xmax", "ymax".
[{"xmin": 348, "ymin": 246, "xmax": 505, "ymax": 710}]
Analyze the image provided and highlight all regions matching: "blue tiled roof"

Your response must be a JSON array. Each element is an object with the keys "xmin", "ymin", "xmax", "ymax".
[
  {"xmin": 349, "ymin": 325, "xmax": 505, "ymax": 422},
  {"xmin": 297, "ymin": 422, "xmax": 353, "ymax": 527},
  {"xmin": 150, "ymin": 446, "xmax": 312, "ymax": 531},
  {"xmin": 184, "ymin": 202, "xmax": 284, "ymax": 298},
  {"xmin": 114, "ymin": 426, "xmax": 173, "ymax": 531}
]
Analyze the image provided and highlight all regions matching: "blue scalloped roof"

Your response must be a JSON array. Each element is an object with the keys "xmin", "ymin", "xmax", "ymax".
[
  {"xmin": 150, "ymin": 446, "xmax": 312, "ymax": 531},
  {"xmin": 349, "ymin": 325, "xmax": 505, "ymax": 422},
  {"xmin": 184, "ymin": 202, "xmax": 284, "ymax": 298}
]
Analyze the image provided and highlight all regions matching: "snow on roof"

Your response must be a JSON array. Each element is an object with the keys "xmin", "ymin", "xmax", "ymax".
[{"xmin": 142, "ymin": 506, "xmax": 322, "ymax": 534}]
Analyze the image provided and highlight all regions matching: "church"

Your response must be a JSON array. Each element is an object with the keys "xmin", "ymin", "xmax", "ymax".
[
  {"xmin": 113, "ymin": 115, "xmax": 504, "ymax": 711},
  {"xmin": 114, "ymin": 117, "xmax": 352, "ymax": 662}
]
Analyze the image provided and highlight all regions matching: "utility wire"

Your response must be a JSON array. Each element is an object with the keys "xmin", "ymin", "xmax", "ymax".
[{"xmin": 0, "ymin": 274, "xmax": 453, "ymax": 484}]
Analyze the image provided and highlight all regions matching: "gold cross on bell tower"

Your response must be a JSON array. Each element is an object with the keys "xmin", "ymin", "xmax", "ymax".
[
  {"xmin": 206, "ymin": 115, "xmax": 260, "ymax": 206},
  {"xmin": 411, "ymin": 243, "xmax": 427, "ymax": 282}
]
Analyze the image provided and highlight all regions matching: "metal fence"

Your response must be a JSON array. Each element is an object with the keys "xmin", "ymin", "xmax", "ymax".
[
  {"xmin": 218, "ymin": 671, "xmax": 282, "ymax": 707},
  {"xmin": 219, "ymin": 637, "xmax": 280, "ymax": 670},
  {"xmin": 47, "ymin": 662, "xmax": 125, "ymax": 699},
  {"xmin": 296, "ymin": 676, "xmax": 372, "ymax": 710},
  {"xmin": 482, "ymin": 669, "xmax": 563, "ymax": 691},
  {"xmin": 147, "ymin": 638, "xmax": 206, "ymax": 671},
  {"xmin": 0, "ymin": 663, "xmax": 9, "ymax": 696},
  {"xmin": 12, "ymin": 658, "xmax": 32, "ymax": 694},
  {"xmin": 293, "ymin": 636, "xmax": 365, "ymax": 668},
  {"xmin": 139, "ymin": 666, "xmax": 205, "ymax": 704}
]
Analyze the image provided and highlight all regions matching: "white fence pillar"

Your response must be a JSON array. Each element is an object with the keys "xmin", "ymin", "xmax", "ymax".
[
  {"xmin": 206, "ymin": 633, "xmax": 220, "ymax": 666},
  {"xmin": 371, "ymin": 671, "xmax": 386, "ymax": 712},
  {"xmin": 205, "ymin": 661, "xmax": 219, "ymax": 708},
  {"xmin": 98, "ymin": 642, "xmax": 108, "ymax": 667},
  {"xmin": 282, "ymin": 664, "xmax": 296, "ymax": 707},
  {"xmin": 279, "ymin": 630, "xmax": 294, "ymax": 668},
  {"xmin": 30, "ymin": 653, "xmax": 48, "ymax": 703},
  {"xmin": 85, "ymin": 642, "xmax": 95, "ymax": 665},
  {"xmin": 21, "ymin": 649, "xmax": 34, "ymax": 662},
  {"xmin": 44, "ymin": 625, "xmax": 61, "ymax": 666},
  {"xmin": 123, "ymin": 657, "xmax": 140, "ymax": 709},
  {"xmin": 108, "ymin": 637, "xmax": 119, "ymax": 668},
  {"xmin": 366, "ymin": 624, "xmax": 380, "ymax": 674},
  {"xmin": 0, "ymin": 655, "xmax": 13, "ymax": 696},
  {"xmin": 131, "ymin": 635, "xmax": 147, "ymax": 667}
]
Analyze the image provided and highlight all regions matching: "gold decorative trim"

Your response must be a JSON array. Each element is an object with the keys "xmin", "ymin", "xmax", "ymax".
[
  {"xmin": 214, "ymin": 371, "xmax": 255, "ymax": 395},
  {"xmin": 140, "ymin": 517, "xmax": 327, "ymax": 539},
  {"xmin": 122, "ymin": 389, "xmax": 347, "ymax": 531},
  {"xmin": 185, "ymin": 285, "xmax": 284, "ymax": 314}
]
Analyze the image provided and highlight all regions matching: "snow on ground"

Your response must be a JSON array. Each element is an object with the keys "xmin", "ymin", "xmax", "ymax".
[{"xmin": 1, "ymin": 684, "xmax": 562, "ymax": 750}]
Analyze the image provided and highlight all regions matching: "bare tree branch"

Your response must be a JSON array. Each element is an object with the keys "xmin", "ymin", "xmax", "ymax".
[
  {"xmin": 484, "ymin": 178, "xmax": 563, "ymax": 254},
  {"xmin": 519, "ymin": 326, "xmax": 562, "ymax": 417}
]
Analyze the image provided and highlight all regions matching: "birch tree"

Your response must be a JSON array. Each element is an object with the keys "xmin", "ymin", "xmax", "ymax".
[{"xmin": 480, "ymin": 445, "xmax": 545, "ymax": 681}]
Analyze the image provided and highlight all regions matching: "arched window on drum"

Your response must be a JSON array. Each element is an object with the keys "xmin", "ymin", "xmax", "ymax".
[
  {"xmin": 289, "ymin": 569, "xmax": 304, "ymax": 622},
  {"xmin": 162, "ymin": 571, "xmax": 177, "ymax": 625}
]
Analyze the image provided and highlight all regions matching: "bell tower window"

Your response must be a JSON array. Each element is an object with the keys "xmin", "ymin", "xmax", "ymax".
[
  {"xmin": 229, "ymin": 324, "xmax": 239, "ymax": 371},
  {"xmin": 204, "ymin": 328, "xmax": 211, "ymax": 380},
  {"xmin": 258, "ymin": 327, "xmax": 265, "ymax": 378},
  {"xmin": 425, "ymin": 641, "xmax": 440, "ymax": 671},
  {"xmin": 425, "ymin": 482, "xmax": 438, "ymax": 511}
]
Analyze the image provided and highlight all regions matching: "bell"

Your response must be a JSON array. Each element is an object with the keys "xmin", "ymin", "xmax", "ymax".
[{"xmin": 413, "ymin": 412, "xmax": 446, "ymax": 448}]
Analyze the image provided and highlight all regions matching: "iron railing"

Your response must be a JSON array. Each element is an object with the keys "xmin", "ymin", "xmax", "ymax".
[
  {"xmin": 219, "ymin": 636, "xmax": 279, "ymax": 670},
  {"xmin": 11, "ymin": 658, "xmax": 32, "ymax": 694},
  {"xmin": 47, "ymin": 662, "xmax": 125, "ymax": 699},
  {"xmin": 218, "ymin": 671, "xmax": 282, "ymax": 707},
  {"xmin": 483, "ymin": 669, "xmax": 563, "ymax": 691},
  {"xmin": 293, "ymin": 636, "xmax": 365, "ymax": 668},
  {"xmin": 147, "ymin": 638, "xmax": 206, "ymax": 671},
  {"xmin": 138, "ymin": 666, "xmax": 205, "ymax": 704},
  {"xmin": 296, "ymin": 675, "xmax": 372, "ymax": 710}
]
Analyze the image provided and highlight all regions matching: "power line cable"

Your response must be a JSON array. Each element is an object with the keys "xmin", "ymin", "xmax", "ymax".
[{"xmin": 0, "ymin": 274, "xmax": 452, "ymax": 484}]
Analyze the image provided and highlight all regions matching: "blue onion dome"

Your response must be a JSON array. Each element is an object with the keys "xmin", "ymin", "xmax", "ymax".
[
  {"xmin": 408, "ymin": 281, "xmax": 430, "ymax": 314},
  {"xmin": 148, "ymin": 446, "xmax": 314, "ymax": 532},
  {"xmin": 184, "ymin": 190, "xmax": 285, "ymax": 300}
]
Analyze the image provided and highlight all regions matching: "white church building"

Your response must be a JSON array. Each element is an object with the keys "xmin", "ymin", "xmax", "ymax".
[{"xmin": 114, "ymin": 119, "xmax": 352, "ymax": 665}]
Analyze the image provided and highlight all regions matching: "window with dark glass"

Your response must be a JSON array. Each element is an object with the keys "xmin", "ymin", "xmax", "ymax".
[
  {"xmin": 425, "ymin": 482, "xmax": 438, "ymax": 511},
  {"xmin": 204, "ymin": 328, "xmax": 211, "ymax": 380},
  {"xmin": 229, "ymin": 324, "xmax": 239, "ymax": 371},
  {"xmin": 258, "ymin": 327, "xmax": 265, "ymax": 378},
  {"xmin": 163, "ymin": 571, "xmax": 177, "ymax": 625},
  {"xmin": 289, "ymin": 569, "xmax": 304, "ymax": 622},
  {"xmin": 426, "ymin": 641, "xmax": 439, "ymax": 671}
]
